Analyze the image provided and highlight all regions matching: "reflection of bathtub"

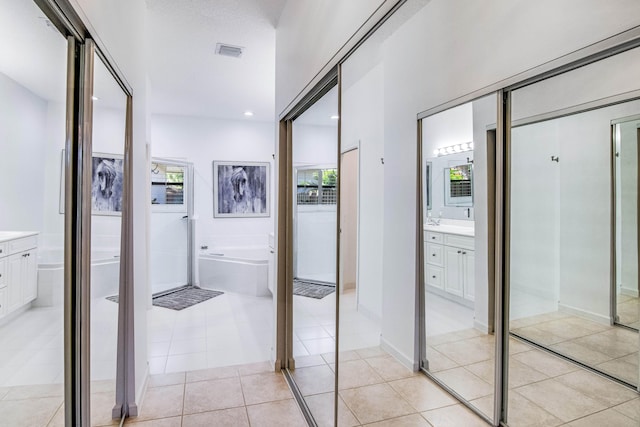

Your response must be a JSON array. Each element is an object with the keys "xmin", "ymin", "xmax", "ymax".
[
  {"xmin": 36, "ymin": 249, "xmax": 121, "ymax": 306},
  {"xmin": 199, "ymin": 247, "xmax": 271, "ymax": 297}
]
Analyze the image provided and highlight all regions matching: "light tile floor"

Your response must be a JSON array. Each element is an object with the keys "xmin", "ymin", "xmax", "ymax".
[
  {"xmin": 511, "ymin": 311, "xmax": 639, "ymax": 385},
  {"xmin": 425, "ymin": 289, "xmax": 640, "ymax": 426},
  {"xmin": 147, "ymin": 291, "xmax": 274, "ymax": 374}
]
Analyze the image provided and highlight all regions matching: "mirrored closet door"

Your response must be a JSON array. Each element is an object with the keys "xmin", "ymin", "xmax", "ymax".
[
  {"xmin": 508, "ymin": 44, "xmax": 640, "ymax": 391},
  {"xmin": 287, "ymin": 85, "xmax": 339, "ymax": 426},
  {"xmin": 420, "ymin": 93, "xmax": 498, "ymax": 423}
]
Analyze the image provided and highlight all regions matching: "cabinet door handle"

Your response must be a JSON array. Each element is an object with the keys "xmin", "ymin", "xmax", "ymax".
[
  {"xmin": 431, "ymin": 253, "xmax": 436, "ymax": 257},
  {"xmin": 457, "ymin": 250, "xmax": 461, "ymax": 254},
  {"xmin": 462, "ymin": 251, "xmax": 466, "ymax": 255},
  {"xmin": 431, "ymin": 236, "xmax": 436, "ymax": 240},
  {"xmin": 432, "ymin": 275, "xmax": 436, "ymax": 279}
]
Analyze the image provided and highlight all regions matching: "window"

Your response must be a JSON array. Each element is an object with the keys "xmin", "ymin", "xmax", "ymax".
[
  {"xmin": 151, "ymin": 162, "xmax": 185, "ymax": 206},
  {"xmin": 296, "ymin": 168, "xmax": 337, "ymax": 205}
]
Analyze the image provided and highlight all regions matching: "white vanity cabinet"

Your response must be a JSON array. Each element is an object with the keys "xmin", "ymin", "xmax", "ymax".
[
  {"xmin": 0, "ymin": 233, "xmax": 38, "ymax": 319},
  {"xmin": 425, "ymin": 229, "xmax": 474, "ymax": 303}
]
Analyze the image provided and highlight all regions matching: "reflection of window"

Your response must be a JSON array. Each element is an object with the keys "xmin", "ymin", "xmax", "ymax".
[
  {"xmin": 444, "ymin": 164, "xmax": 473, "ymax": 206},
  {"xmin": 151, "ymin": 163, "xmax": 184, "ymax": 205},
  {"xmin": 297, "ymin": 168, "xmax": 337, "ymax": 205},
  {"xmin": 449, "ymin": 165, "xmax": 472, "ymax": 198}
]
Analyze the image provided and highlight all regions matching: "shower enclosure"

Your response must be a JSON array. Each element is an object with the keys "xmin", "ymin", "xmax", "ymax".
[{"xmin": 150, "ymin": 158, "xmax": 195, "ymax": 294}]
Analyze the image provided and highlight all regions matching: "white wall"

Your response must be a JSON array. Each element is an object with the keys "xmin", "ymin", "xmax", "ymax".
[
  {"xmin": 510, "ymin": 121, "xmax": 560, "ymax": 311},
  {"xmin": 276, "ymin": 0, "xmax": 394, "ymax": 115},
  {"xmin": 293, "ymin": 124, "xmax": 338, "ymax": 166},
  {"xmin": 342, "ymin": 62, "xmax": 385, "ymax": 320},
  {"xmin": 0, "ymin": 72, "xmax": 47, "ymax": 233},
  {"xmin": 277, "ymin": 0, "xmax": 640, "ymax": 367},
  {"xmin": 150, "ymin": 114, "xmax": 276, "ymax": 250}
]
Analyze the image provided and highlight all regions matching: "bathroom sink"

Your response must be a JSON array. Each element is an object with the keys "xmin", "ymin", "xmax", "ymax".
[
  {"xmin": 424, "ymin": 224, "xmax": 474, "ymax": 237},
  {"xmin": 0, "ymin": 231, "xmax": 38, "ymax": 242}
]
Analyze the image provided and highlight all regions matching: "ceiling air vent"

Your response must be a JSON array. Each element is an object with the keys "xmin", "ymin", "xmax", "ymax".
[{"xmin": 215, "ymin": 43, "xmax": 244, "ymax": 58}]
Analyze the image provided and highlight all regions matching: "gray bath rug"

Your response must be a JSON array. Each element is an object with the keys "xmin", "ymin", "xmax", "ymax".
[
  {"xmin": 293, "ymin": 280, "xmax": 335, "ymax": 299},
  {"xmin": 107, "ymin": 285, "xmax": 224, "ymax": 310}
]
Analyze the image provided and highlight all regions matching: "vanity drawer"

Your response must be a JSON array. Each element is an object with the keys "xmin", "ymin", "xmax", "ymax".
[
  {"xmin": 426, "ymin": 265, "xmax": 444, "ymax": 289},
  {"xmin": 0, "ymin": 242, "xmax": 7, "ymax": 258},
  {"xmin": 425, "ymin": 243, "xmax": 443, "ymax": 267},
  {"xmin": 9, "ymin": 235, "xmax": 37, "ymax": 255},
  {"xmin": 425, "ymin": 232, "xmax": 443, "ymax": 244},
  {"xmin": 444, "ymin": 234, "xmax": 474, "ymax": 250}
]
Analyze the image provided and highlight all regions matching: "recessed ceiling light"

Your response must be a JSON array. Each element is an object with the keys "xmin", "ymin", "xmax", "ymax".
[
  {"xmin": 244, "ymin": 111, "xmax": 254, "ymax": 117},
  {"xmin": 91, "ymin": 96, "xmax": 99, "ymax": 101},
  {"xmin": 330, "ymin": 115, "xmax": 339, "ymax": 120}
]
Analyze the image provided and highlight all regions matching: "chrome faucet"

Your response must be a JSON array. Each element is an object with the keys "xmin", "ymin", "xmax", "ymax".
[{"xmin": 427, "ymin": 211, "xmax": 442, "ymax": 225}]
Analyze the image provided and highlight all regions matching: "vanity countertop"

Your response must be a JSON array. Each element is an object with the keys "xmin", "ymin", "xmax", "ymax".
[
  {"xmin": 424, "ymin": 224, "xmax": 474, "ymax": 237},
  {"xmin": 0, "ymin": 231, "xmax": 39, "ymax": 243}
]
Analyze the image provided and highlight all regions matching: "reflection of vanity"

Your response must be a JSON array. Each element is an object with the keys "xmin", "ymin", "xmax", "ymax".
[
  {"xmin": 0, "ymin": 232, "xmax": 38, "ymax": 319},
  {"xmin": 424, "ymin": 224, "xmax": 474, "ymax": 305}
]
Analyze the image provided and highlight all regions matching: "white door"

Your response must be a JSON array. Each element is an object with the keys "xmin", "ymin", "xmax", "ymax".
[
  {"xmin": 444, "ymin": 247, "xmax": 463, "ymax": 297},
  {"xmin": 463, "ymin": 250, "xmax": 475, "ymax": 301},
  {"xmin": 7, "ymin": 254, "xmax": 22, "ymax": 312},
  {"xmin": 150, "ymin": 159, "xmax": 193, "ymax": 294},
  {"xmin": 22, "ymin": 250, "xmax": 38, "ymax": 303},
  {"xmin": 340, "ymin": 149, "xmax": 358, "ymax": 292}
]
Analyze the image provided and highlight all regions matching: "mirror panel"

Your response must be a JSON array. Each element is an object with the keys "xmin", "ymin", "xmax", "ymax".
[
  {"xmin": 288, "ymin": 86, "xmax": 339, "ymax": 426},
  {"xmin": 90, "ymin": 50, "xmax": 128, "ymax": 423},
  {"xmin": 421, "ymin": 93, "xmax": 496, "ymax": 421},
  {"xmin": 0, "ymin": 1, "xmax": 68, "ymax": 424},
  {"xmin": 508, "ymin": 46, "xmax": 640, "ymax": 411}
]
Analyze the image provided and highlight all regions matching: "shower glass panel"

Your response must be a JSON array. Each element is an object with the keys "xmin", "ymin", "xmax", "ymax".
[
  {"xmin": 90, "ymin": 51, "xmax": 127, "ymax": 423},
  {"xmin": 289, "ymin": 85, "xmax": 338, "ymax": 426},
  {"xmin": 150, "ymin": 159, "xmax": 192, "ymax": 294},
  {"xmin": 508, "ymin": 46, "xmax": 640, "ymax": 417},
  {"xmin": 420, "ymin": 94, "xmax": 497, "ymax": 422},
  {"xmin": 0, "ymin": 0, "xmax": 68, "ymax": 424}
]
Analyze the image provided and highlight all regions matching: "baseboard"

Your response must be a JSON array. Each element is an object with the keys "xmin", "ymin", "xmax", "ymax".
[
  {"xmin": 558, "ymin": 303, "xmax": 611, "ymax": 325},
  {"xmin": 620, "ymin": 287, "xmax": 639, "ymax": 298},
  {"xmin": 473, "ymin": 319, "xmax": 489, "ymax": 334},
  {"xmin": 380, "ymin": 336, "xmax": 418, "ymax": 372},
  {"xmin": 425, "ymin": 285, "xmax": 473, "ymax": 309},
  {"xmin": 511, "ymin": 281, "xmax": 557, "ymax": 302}
]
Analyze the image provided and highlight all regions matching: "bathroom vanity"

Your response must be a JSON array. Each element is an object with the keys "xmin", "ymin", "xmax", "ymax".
[
  {"xmin": 424, "ymin": 224, "xmax": 474, "ymax": 306},
  {"xmin": 0, "ymin": 232, "xmax": 38, "ymax": 319}
]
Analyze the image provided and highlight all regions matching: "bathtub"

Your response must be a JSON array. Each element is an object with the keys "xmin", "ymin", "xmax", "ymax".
[
  {"xmin": 36, "ymin": 248, "xmax": 121, "ymax": 307},
  {"xmin": 198, "ymin": 246, "xmax": 271, "ymax": 297}
]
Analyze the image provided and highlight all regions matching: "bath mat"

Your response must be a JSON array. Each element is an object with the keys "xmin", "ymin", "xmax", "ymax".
[
  {"xmin": 293, "ymin": 280, "xmax": 335, "ymax": 299},
  {"xmin": 107, "ymin": 285, "xmax": 224, "ymax": 310}
]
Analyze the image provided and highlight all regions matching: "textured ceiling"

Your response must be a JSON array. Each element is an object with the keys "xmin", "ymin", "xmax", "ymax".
[{"xmin": 146, "ymin": 0, "xmax": 286, "ymax": 121}]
